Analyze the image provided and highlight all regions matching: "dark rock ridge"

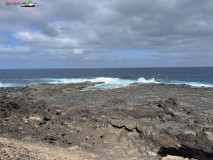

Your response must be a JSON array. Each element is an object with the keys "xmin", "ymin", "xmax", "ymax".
[{"xmin": 0, "ymin": 82, "xmax": 213, "ymax": 159}]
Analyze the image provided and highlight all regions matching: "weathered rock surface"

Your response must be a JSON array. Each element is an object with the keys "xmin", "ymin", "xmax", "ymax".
[{"xmin": 0, "ymin": 82, "xmax": 213, "ymax": 159}]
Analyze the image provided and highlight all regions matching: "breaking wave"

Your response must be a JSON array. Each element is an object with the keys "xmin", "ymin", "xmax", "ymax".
[
  {"xmin": 43, "ymin": 77, "xmax": 157, "ymax": 89},
  {"xmin": 0, "ymin": 82, "xmax": 21, "ymax": 87},
  {"xmin": 1, "ymin": 77, "xmax": 212, "ymax": 89},
  {"xmin": 0, "ymin": 83, "xmax": 11, "ymax": 87},
  {"xmin": 42, "ymin": 77, "xmax": 213, "ymax": 89}
]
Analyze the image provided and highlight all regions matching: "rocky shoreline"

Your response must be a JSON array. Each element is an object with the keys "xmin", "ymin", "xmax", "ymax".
[{"xmin": 0, "ymin": 82, "xmax": 213, "ymax": 159}]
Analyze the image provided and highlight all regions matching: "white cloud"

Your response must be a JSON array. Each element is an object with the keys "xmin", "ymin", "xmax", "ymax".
[
  {"xmin": 14, "ymin": 32, "xmax": 78, "ymax": 48},
  {"xmin": 74, "ymin": 49, "xmax": 84, "ymax": 55}
]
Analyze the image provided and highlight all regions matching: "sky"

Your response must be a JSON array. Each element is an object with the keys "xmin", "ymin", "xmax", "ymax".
[{"xmin": 0, "ymin": 0, "xmax": 213, "ymax": 68}]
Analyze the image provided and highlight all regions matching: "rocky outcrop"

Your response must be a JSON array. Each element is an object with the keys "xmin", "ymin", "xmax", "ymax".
[{"xmin": 0, "ymin": 83, "xmax": 213, "ymax": 159}]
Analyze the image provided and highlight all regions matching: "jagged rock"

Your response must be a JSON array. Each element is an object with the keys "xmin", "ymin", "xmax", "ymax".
[
  {"xmin": 0, "ymin": 83, "xmax": 213, "ymax": 159},
  {"xmin": 44, "ymin": 135, "xmax": 59, "ymax": 144},
  {"xmin": 157, "ymin": 98, "xmax": 179, "ymax": 112}
]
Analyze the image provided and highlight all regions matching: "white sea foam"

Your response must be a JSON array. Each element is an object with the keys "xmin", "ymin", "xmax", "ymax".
[
  {"xmin": 0, "ymin": 82, "xmax": 22, "ymax": 87},
  {"xmin": 0, "ymin": 82, "xmax": 12, "ymax": 87},
  {"xmin": 43, "ymin": 77, "xmax": 119, "ymax": 84},
  {"xmin": 138, "ymin": 77, "xmax": 156, "ymax": 83},
  {"xmin": 44, "ymin": 77, "xmax": 158, "ymax": 89},
  {"xmin": 43, "ymin": 77, "xmax": 213, "ymax": 89},
  {"xmin": 1, "ymin": 77, "xmax": 212, "ymax": 88}
]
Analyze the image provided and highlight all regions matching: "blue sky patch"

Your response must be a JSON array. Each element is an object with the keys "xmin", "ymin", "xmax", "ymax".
[
  {"xmin": 107, "ymin": 50, "xmax": 157, "ymax": 57},
  {"xmin": 3, "ymin": 32, "xmax": 20, "ymax": 45}
]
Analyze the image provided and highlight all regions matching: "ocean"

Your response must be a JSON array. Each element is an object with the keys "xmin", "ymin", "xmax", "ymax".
[{"xmin": 0, "ymin": 67, "xmax": 213, "ymax": 89}]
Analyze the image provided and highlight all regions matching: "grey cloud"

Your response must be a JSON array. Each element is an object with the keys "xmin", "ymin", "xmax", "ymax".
[{"xmin": 0, "ymin": 0, "xmax": 213, "ymax": 68}]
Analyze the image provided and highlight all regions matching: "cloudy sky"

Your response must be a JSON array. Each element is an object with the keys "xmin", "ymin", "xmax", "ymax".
[{"xmin": 0, "ymin": 0, "xmax": 213, "ymax": 68}]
